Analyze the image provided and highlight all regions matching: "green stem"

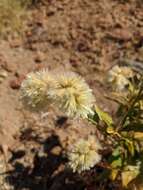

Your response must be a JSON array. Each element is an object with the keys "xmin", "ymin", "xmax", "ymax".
[{"xmin": 118, "ymin": 78, "xmax": 143, "ymax": 130}]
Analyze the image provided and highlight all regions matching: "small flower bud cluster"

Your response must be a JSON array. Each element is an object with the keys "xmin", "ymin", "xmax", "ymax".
[
  {"xmin": 67, "ymin": 136, "xmax": 102, "ymax": 173},
  {"xmin": 107, "ymin": 65, "xmax": 133, "ymax": 92}
]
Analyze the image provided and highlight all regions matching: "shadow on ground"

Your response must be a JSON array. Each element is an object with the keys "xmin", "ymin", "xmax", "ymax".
[{"xmin": 6, "ymin": 134, "xmax": 84, "ymax": 190}]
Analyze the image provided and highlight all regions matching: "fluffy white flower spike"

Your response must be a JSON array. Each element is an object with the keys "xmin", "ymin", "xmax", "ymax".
[
  {"xmin": 54, "ymin": 71, "xmax": 95, "ymax": 118},
  {"xmin": 107, "ymin": 65, "xmax": 133, "ymax": 92},
  {"xmin": 21, "ymin": 69, "xmax": 56, "ymax": 109},
  {"xmin": 68, "ymin": 136, "xmax": 102, "ymax": 173}
]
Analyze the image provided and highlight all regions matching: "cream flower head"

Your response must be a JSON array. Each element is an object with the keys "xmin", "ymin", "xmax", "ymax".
[
  {"xmin": 53, "ymin": 71, "xmax": 95, "ymax": 118},
  {"xmin": 20, "ymin": 69, "xmax": 56, "ymax": 109},
  {"xmin": 68, "ymin": 136, "xmax": 102, "ymax": 173},
  {"xmin": 107, "ymin": 65, "xmax": 133, "ymax": 91}
]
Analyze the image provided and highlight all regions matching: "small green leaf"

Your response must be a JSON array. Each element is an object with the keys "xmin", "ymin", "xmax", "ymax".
[
  {"xmin": 122, "ymin": 165, "xmax": 140, "ymax": 187},
  {"xmin": 134, "ymin": 132, "xmax": 143, "ymax": 140},
  {"xmin": 110, "ymin": 169, "xmax": 119, "ymax": 181},
  {"xmin": 111, "ymin": 157, "xmax": 122, "ymax": 168},
  {"xmin": 112, "ymin": 147, "xmax": 120, "ymax": 157},
  {"xmin": 88, "ymin": 111, "xmax": 99, "ymax": 124},
  {"xmin": 122, "ymin": 123, "xmax": 143, "ymax": 132},
  {"xmin": 94, "ymin": 105, "xmax": 113, "ymax": 127},
  {"xmin": 124, "ymin": 139, "xmax": 135, "ymax": 156}
]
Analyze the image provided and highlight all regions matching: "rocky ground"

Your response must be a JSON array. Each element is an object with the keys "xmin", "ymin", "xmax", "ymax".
[{"xmin": 0, "ymin": 0, "xmax": 143, "ymax": 189}]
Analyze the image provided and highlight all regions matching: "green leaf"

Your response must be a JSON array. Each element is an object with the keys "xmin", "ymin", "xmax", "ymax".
[
  {"xmin": 134, "ymin": 132, "xmax": 143, "ymax": 140},
  {"xmin": 124, "ymin": 139, "xmax": 135, "ymax": 156},
  {"xmin": 111, "ymin": 157, "xmax": 122, "ymax": 168},
  {"xmin": 124, "ymin": 123, "xmax": 143, "ymax": 131},
  {"xmin": 94, "ymin": 105, "xmax": 113, "ymax": 127},
  {"xmin": 88, "ymin": 111, "xmax": 99, "ymax": 124},
  {"xmin": 110, "ymin": 169, "xmax": 119, "ymax": 181},
  {"xmin": 112, "ymin": 147, "xmax": 120, "ymax": 157},
  {"xmin": 122, "ymin": 165, "xmax": 140, "ymax": 187}
]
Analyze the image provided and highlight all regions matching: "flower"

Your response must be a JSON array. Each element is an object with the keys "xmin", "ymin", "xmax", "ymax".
[
  {"xmin": 107, "ymin": 65, "xmax": 133, "ymax": 91},
  {"xmin": 68, "ymin": 136, "xmax": 102, "ymax": 173},
  {"xmin": 20, "ymin": 69, "xmax": 56, "ymax": 109},
  {"xmin": 20, "ymin": 70, "xmax": 95, "ymax": 116},
  {"xmin": 53, "ymin": 71, "xmax": 95, "ymax": 118}
]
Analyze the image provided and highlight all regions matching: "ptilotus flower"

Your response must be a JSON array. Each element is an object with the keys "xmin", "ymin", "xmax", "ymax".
[
  {"xmin": 20, "ymin": 69, "xmax": 56, "ymax": 109},
  {"xmin": 107, "ymin": 65, "xmax": 133, "ymax": 92},
  {"xmin": 53, "ymin": 71, "xmax": 95, "ymax": 118},
  {"xmin": 68, "ymin": 136, "xmax": 102, "ymax": 173}
]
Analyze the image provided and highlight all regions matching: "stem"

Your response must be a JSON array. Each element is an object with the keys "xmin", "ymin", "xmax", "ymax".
[
  {"xmin": 88, "ymin": 117, "xmax": 97, "ymax": 125},
  {"xmin": 118, "ymin": 78, "xmax": 143, "ymax": 130}
]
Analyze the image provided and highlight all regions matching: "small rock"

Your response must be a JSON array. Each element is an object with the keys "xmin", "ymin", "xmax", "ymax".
[
  {"xmin": 9, "ymin": 80, "xmax": 21, "ymax": 89},
  {"xmin": 34, "ymin": 63, "xmax": 46, "ymax": 71},
  {"xmin": 9, "ymin": 38, "xmax": 22, "ymax": 48},
  {"xmin": 52, "ymin": 164, "xmax": 65, "ymax": 177},
  {"xmin": 0, "ymin": 70, "xmax": 8, "ymax": 78},
  {"xmin": 70, "ymin": 58, "xmax": 78, "ymax": 68},
  {"xmin": 51, "ymin": 146, "xmax": 62, "ymax": 156},
  {"xmin": 9, "ymin": 75, "xmax": 25, "ymax": 89},
  {"xmin": 0, "ymin": 70, "xmax": 8, "ymax": 83},
  {"xmin": 0, "ymin": 54, "xmax": 13, "ymax": 72},
  {"xmin": 107, "ymin": 29, "xmax": 132, "ymax": 41},
  {"xmin": 34, "ymin": 51, "xmax": 45, "ymax": 63}
]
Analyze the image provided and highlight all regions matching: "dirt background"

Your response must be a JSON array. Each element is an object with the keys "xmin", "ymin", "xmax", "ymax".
[{"xmin": 0, "ymin": 0, "xmax": 143, "ymax": 189}]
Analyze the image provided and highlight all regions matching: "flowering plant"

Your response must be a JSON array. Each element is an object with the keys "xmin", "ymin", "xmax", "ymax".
[{"xmin": 20, "ymin": 64, "xmax": 143, "ymax": 189}]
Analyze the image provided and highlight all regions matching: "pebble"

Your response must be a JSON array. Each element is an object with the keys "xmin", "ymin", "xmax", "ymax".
[
  {"xmin": 0, "ymin": 70, "xmax": 8, "ymax": 83},
  {"xmin": 34, "ymin": 51, "xmax": 46, "ymax": 63},
  {"xmin": 51, "ymin": 146, "xmax": 62, "ymax": 156},
  {"xmin": 9, "ymin": 75, "xmax": 25, "ymax": 89}
]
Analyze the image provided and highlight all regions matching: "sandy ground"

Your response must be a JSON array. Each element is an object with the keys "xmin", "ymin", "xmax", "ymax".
[{"xmin": 0, "ymin": 0, "xmax": 143, "ymax": 189}]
